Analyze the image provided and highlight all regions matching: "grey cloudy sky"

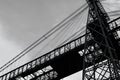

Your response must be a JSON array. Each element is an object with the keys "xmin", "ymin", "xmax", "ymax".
[
  {"xmin": 0, "ymin": 0, "xmax": 86, "ymax": 79},
  {"xmin": 0, "ymin": 0, "xmax": 120, "ymax": 80},
  {"xmin": 0, "ymin": 0, "xmax": 83, "ymax": 66}
]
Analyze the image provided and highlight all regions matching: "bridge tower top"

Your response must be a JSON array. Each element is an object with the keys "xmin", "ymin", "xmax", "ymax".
[
  {"xmin": 0, "ymin": 0, "xmax": 120, "ymax": 80},
  {"xmin": 86, "ymin": 0, "xmax": 109, "ymax": 21},
  {"xmin": 83, "ymin": 0, "xmax": 120, "ymax": 80}
]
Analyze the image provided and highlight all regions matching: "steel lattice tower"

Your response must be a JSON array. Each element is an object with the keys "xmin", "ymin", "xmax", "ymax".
[
  {"xmin": 0, "ymin": 0, "xmax": 120, "ymax": 80},
  {"xmin": 82, "ymin": 0, "xmax": 120, "ymax": 80}
]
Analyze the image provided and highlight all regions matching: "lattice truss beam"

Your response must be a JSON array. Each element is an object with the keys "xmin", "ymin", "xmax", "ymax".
[
  {"xmin": 0, "ymin": 18, "xmax": 120, "ymax": 80},
  {"xmin": 82, "ymin": 0, "xmax": 120, "ymax": 80},
  {"xmin": 82, "ymin": 24, "xmax": 120, "ymax": 80},
  {"xmin": 1, "ymin": 0, "xmax": 120, "ymax": 80},
  {"xmin": 0, "ymin": 31, "xmax": 86, "ymax": 80},
  {"xmin": 16, "ymin": 66, "xmax": 58, "ymax": 80}
]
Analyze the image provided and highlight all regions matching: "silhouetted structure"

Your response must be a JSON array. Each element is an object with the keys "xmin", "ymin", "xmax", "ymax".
[
  {"xmin": 0, "ymin": 0, "xmax": 120, "ymax": 80},
  {"xmin": 83, "ymin": 0, "xmax": 120, "ymax": 80}
]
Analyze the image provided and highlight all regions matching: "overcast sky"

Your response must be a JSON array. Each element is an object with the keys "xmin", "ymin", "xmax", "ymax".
[
  {"xmin": 0, "ymin": 0, "xmax": 120, "ymax": 80},
  {"xmin": 0, "ymin": 0, "xmax": 84, "ymax": 67}
]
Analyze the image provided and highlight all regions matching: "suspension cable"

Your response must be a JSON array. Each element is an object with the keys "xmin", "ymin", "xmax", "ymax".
[
  {"xmin": 57, "ymin": 26, "xmax": 85, "ymax": 47},
  {"xmin": 0, "ymin": 3, "xmax": 88, "ymax": 73}
]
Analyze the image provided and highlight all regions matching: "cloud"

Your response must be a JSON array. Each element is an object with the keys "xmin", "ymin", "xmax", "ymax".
[
  {"xmin": 0, "ymin": 21, "xmax": 30, "ymax": 75},
  {"xmin": 102, "ymin": 0, "xmax": 120, "ymax": 12}
]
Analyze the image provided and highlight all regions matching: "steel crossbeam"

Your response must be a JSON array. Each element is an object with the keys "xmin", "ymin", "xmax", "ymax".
[
  {"xmin": 1, "ymin": 0, "xmax": 120, "ymax": 79},
  {"xmin": 0, "ymin": 32, "xmax": 88, "ymax": 80},
  {"xmin": 0, "ymin": 17, "xmax": 120, "ymax": 80}
]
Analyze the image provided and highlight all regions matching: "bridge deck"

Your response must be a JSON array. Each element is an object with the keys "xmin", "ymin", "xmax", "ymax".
[{"xmin": 0, "ymin": 17, "xmax": 120, "ymax": 80}]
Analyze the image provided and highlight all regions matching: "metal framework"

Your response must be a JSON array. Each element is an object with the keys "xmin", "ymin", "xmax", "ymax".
[
  {"xmin": 0, "ymin": 0, "xmax": 120, "ymax": 80},
  {"xmin": 82, "ymin": 0, "xmax": 120, "ymax": 80},
  {"xmin": 0, "ymin": 33, "xmax": 88, "ymax": 80}
]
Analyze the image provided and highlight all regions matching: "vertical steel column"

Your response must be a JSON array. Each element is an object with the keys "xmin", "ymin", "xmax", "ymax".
[{"xmin": 83, "ymin": 0, "xmax": 120, "ymax": 79}]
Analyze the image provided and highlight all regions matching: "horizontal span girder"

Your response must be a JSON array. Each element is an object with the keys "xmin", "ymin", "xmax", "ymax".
[
  {"xmin": 0, "ymin": 33, "xmax": 89, "ymax": 80},
  {"xmin": 0, "ymin": 17, "xmax": 120, "ymax": 80}
]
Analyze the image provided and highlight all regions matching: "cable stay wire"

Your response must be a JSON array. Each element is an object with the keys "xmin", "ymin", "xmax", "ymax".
[
  {"xmin": 102, "ymin": 2, "xmax": 120, "ymax": 17},
  {"xmin": 56, "ymin": 14, "xmax": 87, "ymax": 47},
  {"xmin": 57, "ymin": 9, "xmax": 88, "ymax": 47},
  {"xmin": 57, "ymin": 26, "xmax": 86, "ymax": 47},
  {"xmin": 54, "ymin": 15, "xmax": 86, "ymax": 47},
  {"xmin": 0, "ymin": 11, "xmax": 78, "ymax": 75},
  {"xmin": 0, "ymin": 3, "xmax": 88, "ymax": 73},
  {"xmin": 43, "ymin": 11, "xmax": 86, "ymax": 51},
  {"xmin": 0, "ymin": 0, "xmax": 119, "ymax": 74},
  {"xmin": 35, "ymin": 16, "xmax": 80, "ymax": 55},
  {"xmin": 28, "ymin": 13, "xmax": 86, "ymax": 62},
  {"xmin": 108, "ymin": 10, "xmax": 120, "ymax": 17},
  {"xmin": 1, "ymin": 0, "xmax": 119, "ymax": 73},
  {"xmin": 34, "ymin": 13, "xmax": 80, "ymax": 57},
  {"xmin": 56, "ymin": 3, "xmax": 120, "ymax": 47}
]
